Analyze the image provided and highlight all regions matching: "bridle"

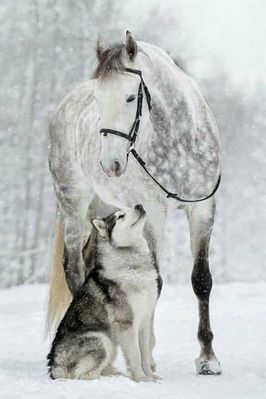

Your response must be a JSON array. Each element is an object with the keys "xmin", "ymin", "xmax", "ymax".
[
  {"xmin": 100, "ymin": 68, "xmax": 151, "ymax": 148},
  {"xmin": 99, "ymin": 68, "xmax": 221, "ymax": 203}
]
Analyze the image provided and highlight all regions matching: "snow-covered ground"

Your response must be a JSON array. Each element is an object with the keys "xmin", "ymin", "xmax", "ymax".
[{"xmin": 0, "ymin": 283, "xmax": 266, "ymax": 399}]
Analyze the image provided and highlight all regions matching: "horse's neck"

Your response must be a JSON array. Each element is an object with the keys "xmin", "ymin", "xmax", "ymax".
[
  {"xmin": 148, "ymin": 67, "xmax": 195, "ymax": 146},
  {"xmin": 138, "ymin": 44, "xmax": 197, "ymax": 142},
  {"xmin": 140, "ymin": 41, "xmax": 192, "ymax": 106}
]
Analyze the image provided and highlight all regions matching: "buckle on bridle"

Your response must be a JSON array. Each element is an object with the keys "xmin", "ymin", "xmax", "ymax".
[{"xmin": 127, "ymin": 141, "xmax": 135, "ymax": 153}]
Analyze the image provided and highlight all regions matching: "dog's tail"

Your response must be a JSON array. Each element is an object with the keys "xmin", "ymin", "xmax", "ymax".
[{"xmin": 45, "ymin": 207, "xmax": 72, "ymax": 337}]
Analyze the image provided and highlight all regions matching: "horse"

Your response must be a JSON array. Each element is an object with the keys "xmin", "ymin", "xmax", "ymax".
[{"xmin": 47, "ymin": 31, "xmax": 222, "ymax": 375}]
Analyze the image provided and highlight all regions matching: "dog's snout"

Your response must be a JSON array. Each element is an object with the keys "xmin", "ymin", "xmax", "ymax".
[{"xmin": 135, "ymin": 204, "xmax": 144, "ymax": 212}]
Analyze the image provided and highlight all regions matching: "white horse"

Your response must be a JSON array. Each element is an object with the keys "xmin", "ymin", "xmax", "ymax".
[{"xmin": 47, "ymin": 32, "xmax": 222, "ymax": 375}]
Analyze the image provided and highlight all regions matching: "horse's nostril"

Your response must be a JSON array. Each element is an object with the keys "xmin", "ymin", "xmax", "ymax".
[
  {"xmin": 102, "ymin": 160, "xmax": 123, "ymax": 177},
  {"xmin": 113, "ymin": 161, "xmax": 121, "ymax": 173},
  {"xmin": 135, "ymin": 204, "xmax": 143, "ymax": 212}
]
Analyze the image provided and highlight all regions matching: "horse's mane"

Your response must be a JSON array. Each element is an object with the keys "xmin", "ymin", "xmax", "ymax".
[
  {"xmin": 92, "ymin": 43, "xmax": 126, "ymax": 80},
  {"xmin": 92, "ymin": 40, "xmax": 188, "ymax": 80},
  {"xmin": 172, "ymin": 56, "xmax": 189, "ymax": 74}
]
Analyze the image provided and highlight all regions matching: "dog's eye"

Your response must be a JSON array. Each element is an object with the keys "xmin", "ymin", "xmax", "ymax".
[
  {"xmin": 117, "ymin": 214, "xmax": 125, "ymax": 220},
  {"xmin": 126, "ymin": 95, "xmax": 135, "ymax": 103}
]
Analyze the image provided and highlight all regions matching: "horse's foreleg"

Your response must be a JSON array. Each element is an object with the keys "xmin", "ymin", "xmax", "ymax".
[
  {"xmin": 186, "ymin": 198, "xmax": 222, "ymax": 375},
  {"xmin": 62, "ymin": 209, "xmax": 86, "ymax": 296},
  {"xmin": 57, "ymin": 184, "xmax": 95, "ymax": 296},
  {"xmin": 62, "ymin": 192, "xmax": 115, "ymax": 294}
]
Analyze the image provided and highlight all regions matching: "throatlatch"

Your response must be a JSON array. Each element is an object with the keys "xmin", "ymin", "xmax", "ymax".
[{"xmin": 99, "ymin": 68, "xmax": 221, "ymax": 203}]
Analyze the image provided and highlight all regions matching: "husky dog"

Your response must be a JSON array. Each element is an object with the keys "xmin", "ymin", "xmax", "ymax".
[{"xmin": 47, "ymin": 204, "xmax": 162, "ymax": 382}]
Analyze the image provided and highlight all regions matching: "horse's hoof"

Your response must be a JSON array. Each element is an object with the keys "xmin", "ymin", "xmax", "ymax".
[{"xmin": 195, "ymin": 357, "xmax": 222, "ymax": 375}]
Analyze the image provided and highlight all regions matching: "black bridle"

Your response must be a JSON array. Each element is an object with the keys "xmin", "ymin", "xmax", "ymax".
[
  {"xmin": 100, "ymin": 68, "xmax": 151, "ymax": 146},
  {"xmin": 99, "ymin": 68, "xmax": 221, "ymax": 203}
]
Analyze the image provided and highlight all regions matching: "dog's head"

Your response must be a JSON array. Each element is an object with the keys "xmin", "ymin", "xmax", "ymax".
[{"xmin": 91, "ymin": 204, "xmax": 146, "ymax": 248}]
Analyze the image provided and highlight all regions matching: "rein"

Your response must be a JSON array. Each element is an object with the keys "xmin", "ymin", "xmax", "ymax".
[{"xmin": 99, "ymin": 68, "xmax": 221, "ymax": 203}]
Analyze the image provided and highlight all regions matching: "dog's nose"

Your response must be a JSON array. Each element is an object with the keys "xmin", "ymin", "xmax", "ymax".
[{"xmin": 135, "ymin": 204, "xmax": 144, "ymax": 212}]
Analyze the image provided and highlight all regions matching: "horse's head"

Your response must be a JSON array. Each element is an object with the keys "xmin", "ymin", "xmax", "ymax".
[{"xmin": 94, "ymin": 32, "xmax": 151, "ymax": 177}]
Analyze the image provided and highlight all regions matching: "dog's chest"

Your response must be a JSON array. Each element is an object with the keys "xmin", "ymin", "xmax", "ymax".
[
  {"xmin": 125, "ymin": 273, "xmax": 158, "ymax": 327},
  {"xmin": 102, "ymin": 250, "xmax": 158, "ymax": 328}
]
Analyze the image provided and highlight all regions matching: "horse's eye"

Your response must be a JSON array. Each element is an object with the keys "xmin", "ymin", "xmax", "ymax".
[
  {"xmin": 117, "ymin": 214, "xmax": 125, "ymax": 220},
  {"xmin": 127, "ymin": 95, "xmax": 135, "ymax": 103}
]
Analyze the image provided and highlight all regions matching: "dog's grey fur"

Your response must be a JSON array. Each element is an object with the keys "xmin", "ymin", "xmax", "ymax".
[{"xmin": 48, "ymin": 205, "xmax": 162, "ymax": 381}]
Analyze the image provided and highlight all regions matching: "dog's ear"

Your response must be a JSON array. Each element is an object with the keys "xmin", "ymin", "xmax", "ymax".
[{"xmin": 91, "ymin": 218, "xmax": 107, "ymax": 238}]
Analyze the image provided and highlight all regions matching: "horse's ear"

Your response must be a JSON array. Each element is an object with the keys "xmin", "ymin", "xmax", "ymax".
[
  {"xmin": 125, "ymin": 31, "xmax": 137, "ymax": 61},
  {"xmin": 96, "ymin": 35, "xmax": 107, "ymax": 61}
]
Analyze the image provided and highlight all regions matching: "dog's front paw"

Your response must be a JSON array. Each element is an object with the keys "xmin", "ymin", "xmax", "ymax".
[
  {"xmin": 136, "ymin": 375, "xmax": 159, "ymax": 383},
  {"xmin": 131, "ymin": 371, "xmax": 147, "ymax": 383},
  {"xmin": 150, "ymin": 359, "xmax": 157, "ymax": 373},
  {"xmin": 150, "ymin": 373, "xmax": 161, "ymax": 381},
  {"xmin": 131, "ymin": 369, "xmax": 159, "ymax": 383}
]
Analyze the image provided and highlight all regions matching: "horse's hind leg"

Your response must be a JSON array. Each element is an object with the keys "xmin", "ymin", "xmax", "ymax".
[{"xmin": 186, "ymin": 198, "xmax": 222, "ymax": 375}]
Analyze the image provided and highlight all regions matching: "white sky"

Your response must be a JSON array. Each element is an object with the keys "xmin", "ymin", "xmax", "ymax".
[
  {"xmin": 174, "ymin": 0, "xmax": 266, "ymax": 83},
  {"xmin": 121, "ymin": 0, "xmax": 266, "ymax": 85}
]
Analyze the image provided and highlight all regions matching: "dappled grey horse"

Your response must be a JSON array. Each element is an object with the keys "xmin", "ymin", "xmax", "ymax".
[{"xmin": 47, "ymin": 32, "xmax": 222, "ymax": 375}]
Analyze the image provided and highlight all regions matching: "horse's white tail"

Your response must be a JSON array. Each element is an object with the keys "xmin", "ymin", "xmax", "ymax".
[{"xmin": 45, "ymin": 208, "xmax": 72, "ymax": 337}]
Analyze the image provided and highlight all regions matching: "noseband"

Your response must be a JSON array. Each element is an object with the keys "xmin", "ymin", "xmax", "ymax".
[{"xmin": 99, "ymin": 68, "xmax": 221, "ymax": 203}]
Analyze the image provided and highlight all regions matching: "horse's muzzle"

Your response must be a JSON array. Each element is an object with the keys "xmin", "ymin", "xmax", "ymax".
[{"xmin": 100, "ymin": 160, "xmax": 124, "ymax": 177}]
